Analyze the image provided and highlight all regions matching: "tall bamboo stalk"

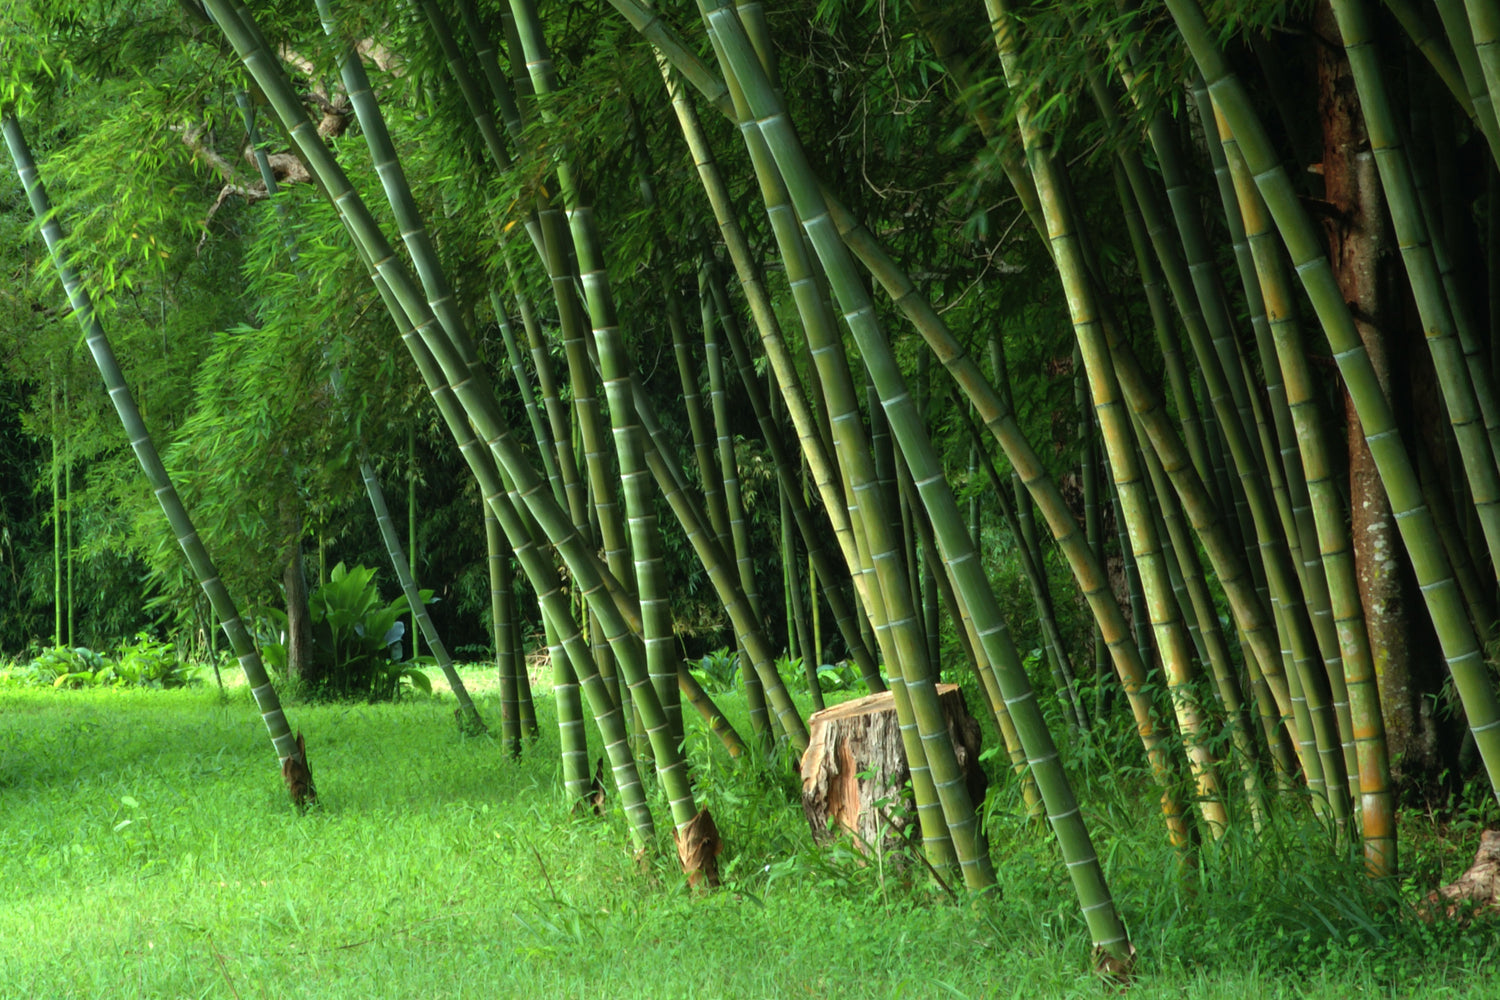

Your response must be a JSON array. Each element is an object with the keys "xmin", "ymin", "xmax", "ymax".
[
  {"xmin": 1167, "ymin": 0, "xmax": 1500, "ymax": 804},
  {"xmin": 709, "ymin": 7, "xmax": 1140, "ymax": 945},
  {"xmin": 5, "ymin": 110, "xmax": 301, "ymax": 770},
  {"xmin": 1214, "ymin": 100, "xmax": 1396, "ymax": 873}
]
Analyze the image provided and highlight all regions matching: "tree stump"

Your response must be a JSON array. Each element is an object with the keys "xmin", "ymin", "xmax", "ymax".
[
  {"xmin": 799, "ymin": 684, "xmax": 986, "ymax": 856},
  {"xmin": 1423, "ymin": 829, "xmax": 1500, "ymax": 920}
]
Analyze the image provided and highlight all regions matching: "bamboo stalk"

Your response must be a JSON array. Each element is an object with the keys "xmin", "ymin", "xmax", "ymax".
[
  {"xmin": 1168, "ymin": 0, "xmax": 1500, "ymax": 806},
  {"xmin": 5, "ymin": 110, "xmax": 302, "ymax": 773}
]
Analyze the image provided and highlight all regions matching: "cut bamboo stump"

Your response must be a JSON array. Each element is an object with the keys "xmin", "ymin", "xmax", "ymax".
[{"xmin": 800, "ymin": 683, "xmax": 986, "ymax": 855}]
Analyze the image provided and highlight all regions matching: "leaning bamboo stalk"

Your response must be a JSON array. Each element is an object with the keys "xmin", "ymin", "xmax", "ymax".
[
  {"xmin": 896, "ymin": 451, "xmax": 1044, "ymax": 817},
  {"xmin": 1136, "ymin": 416, "xmax": 1267, "ymax": 825},
  {"xmin": 1463, "ymin": 2, "xmax": 1500, "ymax": 167},
  {"xmin": 506, "ymin": 6, "xmax": 687, "ymax": 748},
  {"xmin": 656, "ymin": 50, "xmax": 900, "ymax": 696},
  {"xmin": 989, "ymin": 338, "xmax": 1088, "ymax": 731},
  {"xmin": 1436, "ymin": 0, "xmax": 1500, "ymax": 165},
  {"xmin": 704, "ymin": 246, "xmax": 884, "ymax": 693},
  {"xmin": 4, "ymin": 110, "xmax": 303, "ymax": 775},
  {"xmin": 677, "ymin": 285, "xmax": 730, "ymax": 547},
  {"xmin": 493, "ymin": 294, "xmax": 566, "ymax": 510},
  {"xmin": 1385, "ymin": 0, "xmax": 1478, "ymax": 121},
  {"xmin": 1089, "ymin": 73, "xmax": 1311, "ymax": 751},
  {"xmin": 1216, "ymin": 108, "xmax": 1397, "ymax": 873},
  {"xmin": 1168, "ymin": 0, "xmax": 1500, "ymax": 805},
  {"xmin": 1340, "ymin": 0, "xmax": 1500, "ymax": 571},
  {"xmin": 703, "ymin": 282, "xmax": 772, "ymax": 738},
  {"xmin": 584, "ymin": 335, "xmax": 809, "ymax": 747},
  {"xmin": 990, "ymin": 0, "xmax": 1230, "ymax": 841},
  {"xmin": 713, "ymin": 8, "xmax": 1144, "ymax": 938}
]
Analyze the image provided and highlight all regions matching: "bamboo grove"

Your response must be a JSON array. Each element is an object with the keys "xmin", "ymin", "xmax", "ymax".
[{"xmin": 6, "ymin": 0, "xmax": 1500, "ymax": 969}]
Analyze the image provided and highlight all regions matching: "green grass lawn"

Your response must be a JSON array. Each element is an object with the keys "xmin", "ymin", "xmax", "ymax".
[{"xmin": 1, "ymin": 672, "xmax": 1497, "ymax": 998}]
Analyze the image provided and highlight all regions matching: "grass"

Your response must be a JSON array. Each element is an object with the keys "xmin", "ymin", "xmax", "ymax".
[{"xmin": 1, "ymin": 668, "xmax": 1497, "ymax": 999}]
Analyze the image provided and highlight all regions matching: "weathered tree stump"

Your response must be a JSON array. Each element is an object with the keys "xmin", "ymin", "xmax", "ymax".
[
  {"xmin": 799, "ymin": 684, "xmax": 986, "ymax": 855},
  {"xmin": 1424, "ymin": 829, "xmax": 1500, "ymax": 920}
]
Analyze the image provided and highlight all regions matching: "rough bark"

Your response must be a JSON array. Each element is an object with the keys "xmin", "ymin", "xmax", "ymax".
[
  {"xmin": 1423, "ymin": 830, "xmax": 1500, "ymax": 919},
  {"xmin": 800, "ymin": 684, "xmax": 985, "ymax": 856},
  {"xmin": 1314, "ymin": 2, "xmax": 1440, "ymax": 793}
]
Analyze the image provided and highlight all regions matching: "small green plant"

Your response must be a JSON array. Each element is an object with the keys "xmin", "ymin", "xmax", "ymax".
[
  {"xmin": 112, "ymin": 633, "xmax": 199, "ymax": 689},
  {"xmin": 815, "ymin": 659, "xmax": 860, "ymax": 694},
  {"xmin": 259, "ymin": 562, "xmax": 430, "ymax": 702},
  {"xmin": 1, "ymin": 638, "xmax": 199, "ymax": 690},
  {"xmin": 33, "ymin": 645, "xmax": 111, "ymax": 688},
  {"xmin": 690, "ymin": 646, "xmax": 739, "ymax": 695}
]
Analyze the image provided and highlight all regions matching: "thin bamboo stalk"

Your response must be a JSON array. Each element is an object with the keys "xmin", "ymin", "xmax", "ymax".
[
  {"xmin": 991, "ymin": 0, "xmax": 1230, "ymax": 840},
  {"xmin": 5, "ymin": 111, "xmax": 301, "ymax": 770},
  {"xmin": 487, "ymin": 508, "xmax": 522, "ymax": 754}
]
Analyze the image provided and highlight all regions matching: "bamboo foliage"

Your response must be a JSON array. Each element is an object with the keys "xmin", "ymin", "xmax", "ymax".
[{"xmin": 4, "ymin": 111, "xmax": 300, "ymax": 767}]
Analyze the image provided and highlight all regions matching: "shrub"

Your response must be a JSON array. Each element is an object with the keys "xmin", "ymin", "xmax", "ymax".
[
  {"xmin": 258, "ymin": 562, "xmax": 430, "ymax": 702},
  {"xmin": 0, "ymin": 634, "xmax": 198, "ymax": 690}
]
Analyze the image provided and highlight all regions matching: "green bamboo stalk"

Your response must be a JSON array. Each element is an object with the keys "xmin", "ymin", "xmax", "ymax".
[
  {"xmin": 896, "ymin": 448, "xmax": 1042, "ymax": 816},
  {"xmin": 990, "ymin": 336, "xmax": 1088, "ymax": 732},
  {"xmin": 63, "ymin": 375, "xmax": 72, "ymax": 647},
  {"xmin": 50, "ymin": 376, "xmax": 59, "ymax": 648},
  {"xmin": 679, "ymin": 285, "xmax": 730, "ymax": 547},
  {"xmin": 487, "ymin": 507, "xmax": 522, "ymax": 754},
  {"xmin": 1464, "ymin": 2, "xmax": 1500, "ymax": 165},
  {"xmin": 703, "ymin": 280, "xmax": 771, "ymax": 738},
  {"xmin": 1169, "ymin": 0, "xmax": 1500, "ymax": 806},
  {"xmin": 656, "ymin": 49, "xmax": 886, "ymax": 685},
  {"xmin": 4, "ymin": 109, "xmax": 301, "ymax": 771},
  {"xmin": 1184, "ymin": 73, "xmax": 1343, "ymax": 772},
  {"xmin": 1385, "ymin": 0, "xmax": 1477, "ymax": 118},
  {"xmin": 706, "ymin": 265, "xmax": 884, "ymax": 692},
  {"xmin": 712, "ymin": 6, "xmax": 1139, "ymax": 931},
  {"xmin": 1216, "ymin": 103, "xmax": 1396, "ymax": 872},
  {"xmin": 493, "ymin": 292, "xmax": 565, "ymax": 510},
  {"xmin": 1092, "ymin": 70, "xmax": 1325, "ymax": 766},
  {"xmin": 1436, "ymin": 0, "xmax": 1500, "ymax": 162},
  {"xmin": 990, "ymin": 0, "xmax": 1230, "ymax": 840},
  {"xmin": 507, "ymin": 259, "xmax": 590, "ymax": 536},
  {"xmin": 1339, "ymin": 1, "xmax": 1500, "ymax": 579}
]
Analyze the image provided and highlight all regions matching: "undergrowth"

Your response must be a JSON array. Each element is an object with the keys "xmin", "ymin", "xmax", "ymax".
[{"xmin": 0, "ymin": 673, "xmax": 1495, "ymax": 998}]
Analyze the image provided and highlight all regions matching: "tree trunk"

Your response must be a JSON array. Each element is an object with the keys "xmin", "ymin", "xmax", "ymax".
[
  {"xmin": 800, "ymin": 684, "xmax": 986, "ymax": 857},
  {"xmin": 1315, "ymin": 1, "xmax": 1441, "ymax": 794},
  {"xmin": 283, "ymin": 537, "xmax": 316, "ymax": 688}
]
